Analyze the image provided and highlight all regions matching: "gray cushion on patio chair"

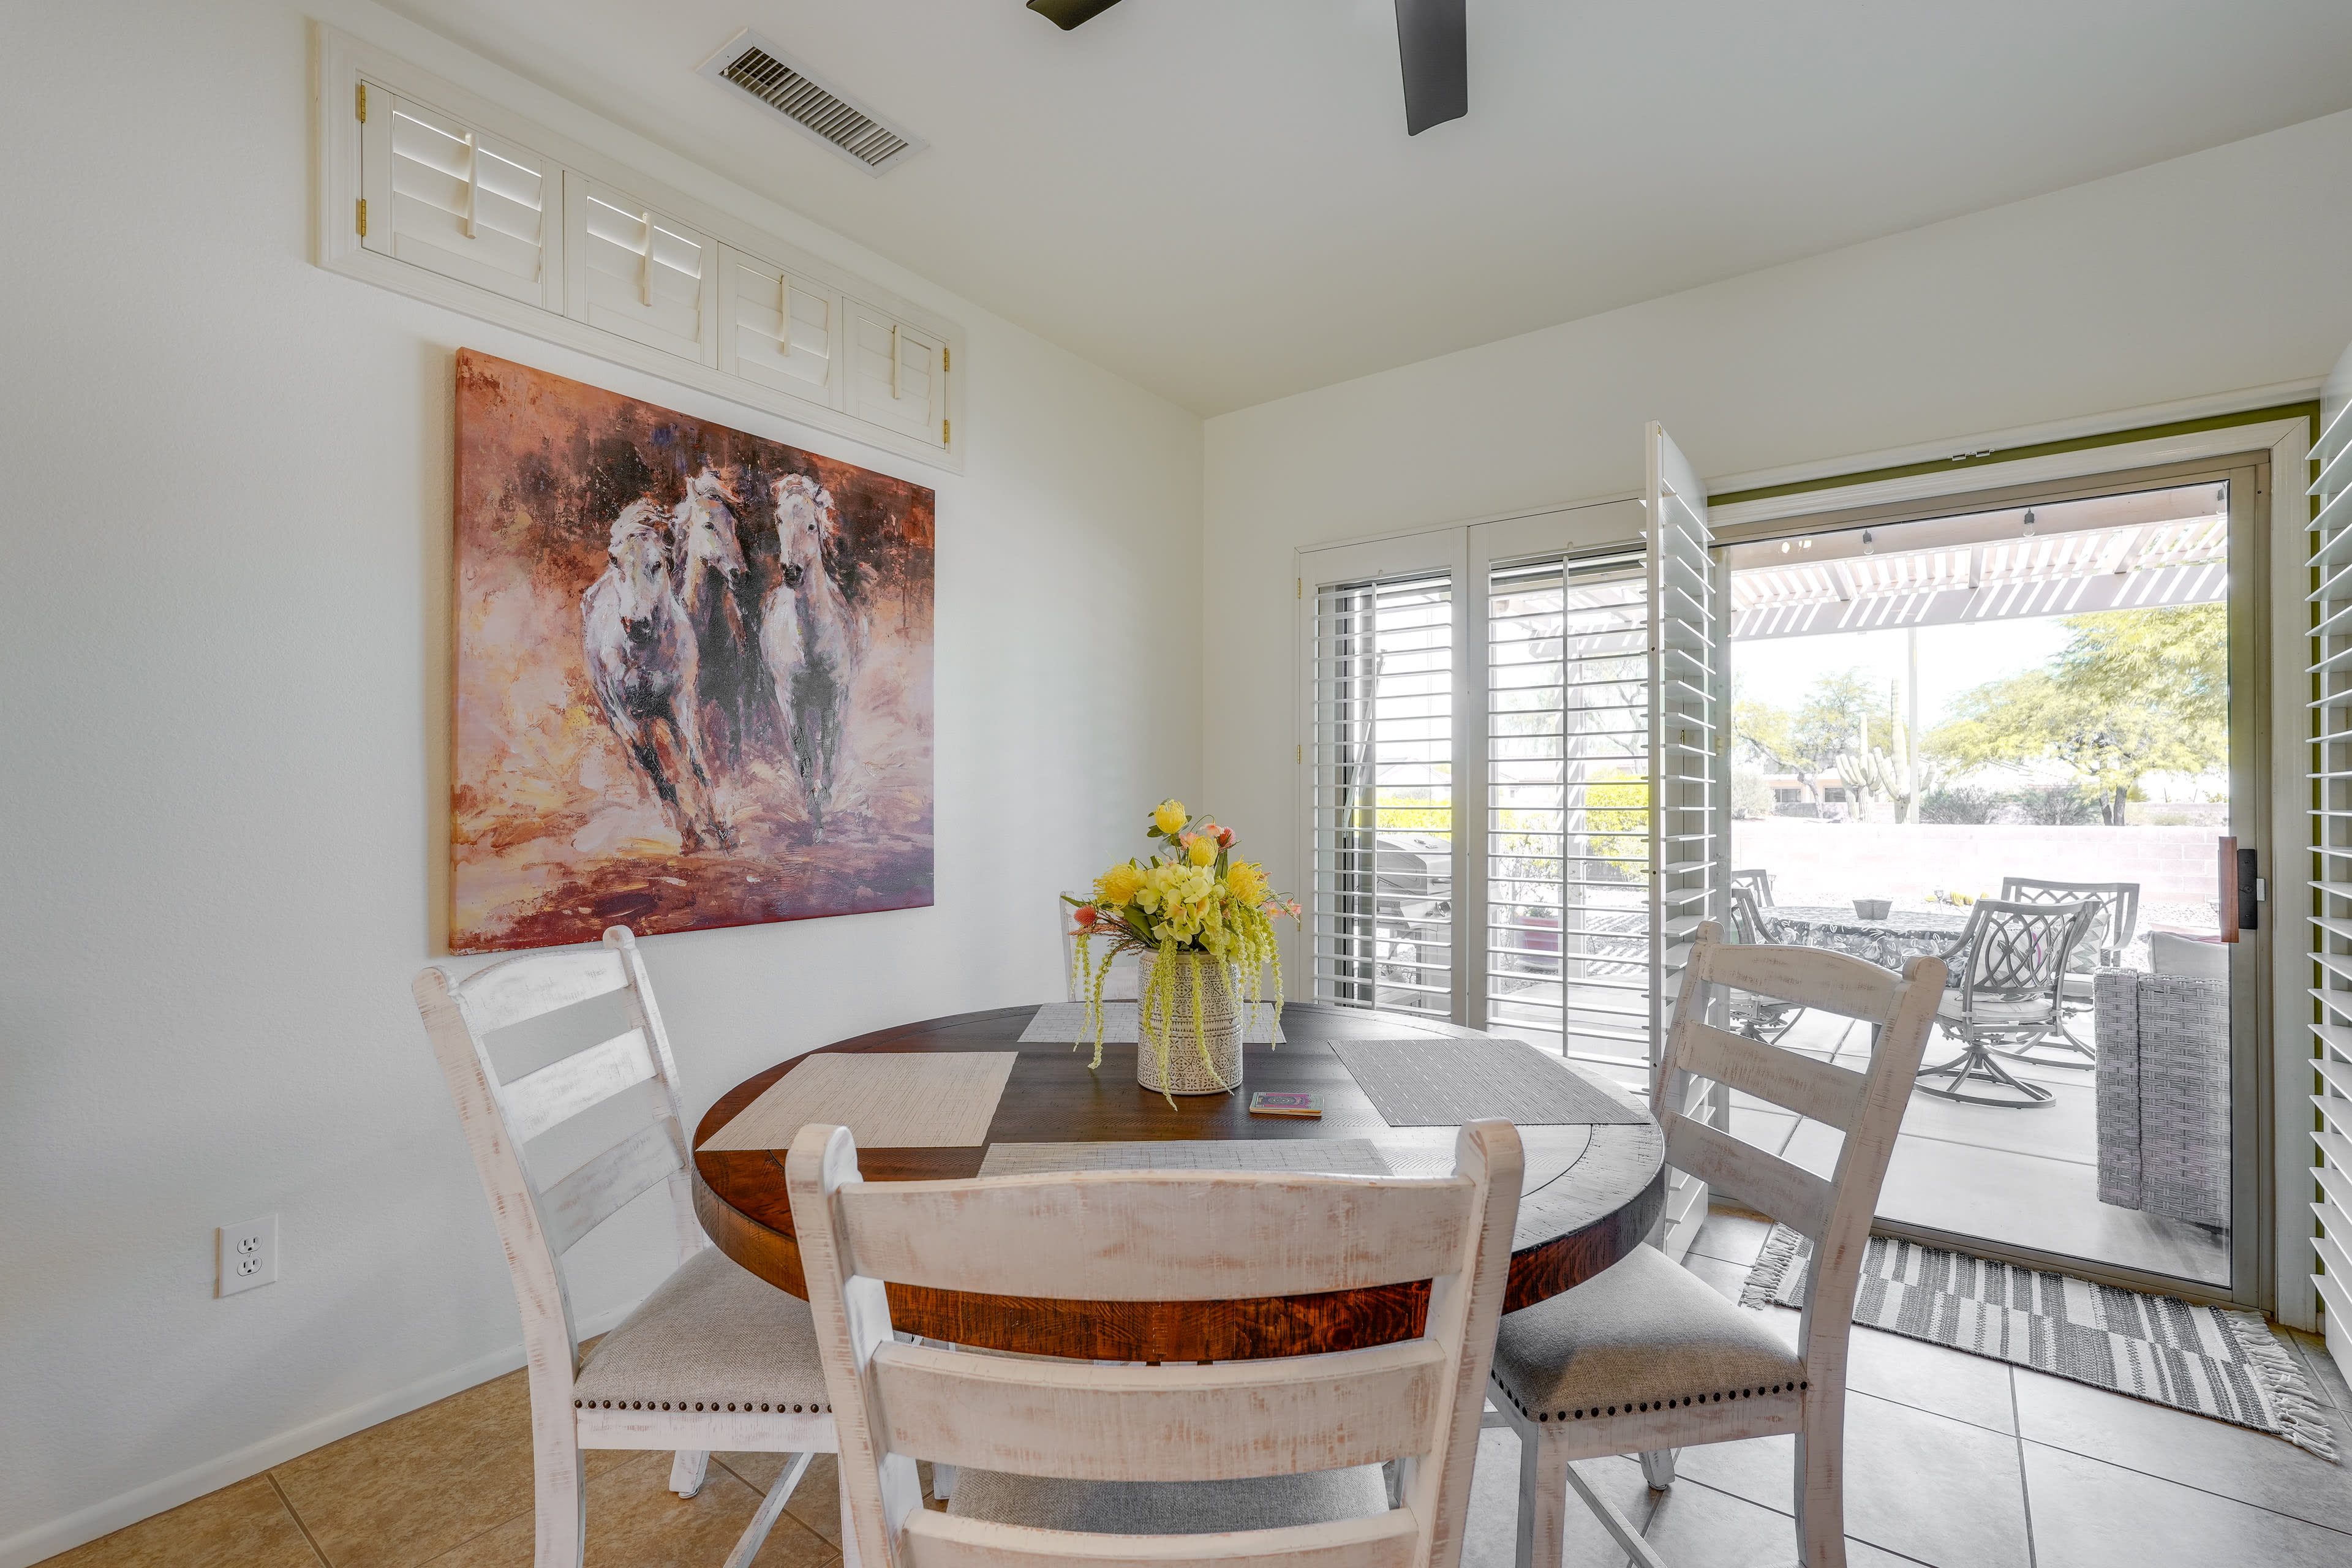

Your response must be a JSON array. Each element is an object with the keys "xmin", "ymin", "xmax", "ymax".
[
  {"xmin": 2150, "ymin": 931, "xmax": 2228, "ymax": 980},
  {"xmin": 2094, "ymin": 970, "xmax": 2229, "ymax": 1229},
  {"xmin": 946, "ymin": 1466, "xmax": 1387, "ymax": 1534},
  {"xmin": 571, "ymin": 1249, "xmax": 831, "ymax": 1414},
  {"xmin": 1488, "ymin": 1245, "xmax": 1804, "ymax": 1423}
]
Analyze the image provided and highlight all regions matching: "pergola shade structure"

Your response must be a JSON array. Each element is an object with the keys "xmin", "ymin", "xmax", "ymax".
[{"xmin": 1728, "ymin": 482, "xmax": 2228, "ymax": 643}]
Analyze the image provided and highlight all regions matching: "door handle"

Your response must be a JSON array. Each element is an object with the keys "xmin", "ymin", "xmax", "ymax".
[{"xmin": 2219, "ymin": 838, "xmax": 2258, "ymax": 943}]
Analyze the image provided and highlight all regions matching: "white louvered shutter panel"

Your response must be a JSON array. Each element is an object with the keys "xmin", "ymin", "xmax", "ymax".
[
  {"xmin": 845, "ymin": 300, "xmax": 945, "ymax": 446},
  {"xmin": 362, "ymin": 90, "xmax": 561, "ymax": 309},
  {"xmin": 1484, "ymin": 552, "xmax": 1654, "ymax": 1088},
  {"xmin": 564, "ymin": 175, "xmax": 718, "ymax": 366},
  {"xmin": 716, "ymin": 247, "xmax": 843, "ymax": 409},
  {"xmin": 1646, "ymin": 422, "xmax": 1730, "ymax": 1262},
  {"xmin": 2310, "ymin": 339, "xmax": 2352, "ymax": 1352},
  {"xmin": 1308, "ymin": 573, "xmax": 1459, "ymax": 1018}
]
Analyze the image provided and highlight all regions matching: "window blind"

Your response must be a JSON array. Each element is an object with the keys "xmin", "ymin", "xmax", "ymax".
[{"xmin": 1309, "ymin": 573, "xmax": 1457, "ymax": 1018}]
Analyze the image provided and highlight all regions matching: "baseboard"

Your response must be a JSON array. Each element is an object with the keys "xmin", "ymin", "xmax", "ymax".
[{"xmin": 0, "ymin": 1300, "xmax": 638, "ymax": 1568}]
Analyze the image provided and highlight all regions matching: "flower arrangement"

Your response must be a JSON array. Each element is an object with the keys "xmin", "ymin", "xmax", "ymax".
[{"xmin": 1065, "ymin": 799, "xmax": 1302, "ymax": 1101}]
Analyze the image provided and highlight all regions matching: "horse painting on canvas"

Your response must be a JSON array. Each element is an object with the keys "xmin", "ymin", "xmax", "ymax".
[{"xmin": 450, "ymin": 350, "xmax": 934, "ymax": 954}]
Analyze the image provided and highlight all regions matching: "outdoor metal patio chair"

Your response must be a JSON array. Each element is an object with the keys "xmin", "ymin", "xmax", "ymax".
[
  {"xmin": 1731, "ymin": 867, "xmax": 1776, "ymax": 907},
  {"xmin": 1996, "ymin": 876, "xmax": 2138, "ymax": 1065},
  {"xmin": 1726, "ymin": 883, "xmax": 1807, "ymax": 1044},
  {"xmin": 1915, "ymin": 898, "xmax": 2100, "ymax": 1108}
]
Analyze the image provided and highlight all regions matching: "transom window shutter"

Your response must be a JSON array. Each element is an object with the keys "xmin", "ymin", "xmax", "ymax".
[
  {"xmin": 1646, "ymin": 421, "xmax": 1728, "ymax": 1261},
  {"xmin": 563, "ymin": 175, "xmax": 718, "ymax": 366},
  {"xmin": 1309, "ymin": 573, "xmax": 1458, "ymax": 1017},
  {"xmin": 363, "ymin": 91, "xmax": 561, "ymax": 309},
  {"xmin": 2310, "ymin": 340, "xmax": 2352, "ymax": 1349},
  {"xmin": 717, "ymin": 248, "xmax": 842, "ymax": 408},
  {"xmin": 845, "ymin": 301, "xmax": 946, "ymax": 445}
]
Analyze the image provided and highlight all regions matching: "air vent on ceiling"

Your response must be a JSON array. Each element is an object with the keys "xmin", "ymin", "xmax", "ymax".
[{"xmin": 697, "ymin": 29, "xmax": 926, "ymax": 176}]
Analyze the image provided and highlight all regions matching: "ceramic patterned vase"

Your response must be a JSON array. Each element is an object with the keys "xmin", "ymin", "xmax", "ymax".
[{"xmin": 1135, "ymin": 951, "xmax": 1243, "ymax": 1095}]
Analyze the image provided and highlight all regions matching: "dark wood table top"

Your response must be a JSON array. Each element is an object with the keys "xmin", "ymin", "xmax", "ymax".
[{"xmin": 693, "ymin": 1001, "xmax": 1665, "ymax": 1362}]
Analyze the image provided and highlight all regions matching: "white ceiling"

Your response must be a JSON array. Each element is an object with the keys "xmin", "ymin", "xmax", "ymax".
[{"xmin": 383, "ymin": 1, "xmax": 2352, "ymax": 415}]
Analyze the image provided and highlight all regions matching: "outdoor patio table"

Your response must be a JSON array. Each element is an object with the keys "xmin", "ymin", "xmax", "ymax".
[{"xmin": 1767, "ymin": 903, "xmax": 1973, "ymax": 969}]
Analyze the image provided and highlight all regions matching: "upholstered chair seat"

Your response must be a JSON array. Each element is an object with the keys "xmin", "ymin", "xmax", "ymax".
[
  {"xmin": 1490, "ymin": 1246, "xmax": 1804, "ymax": 1426},
  {"xmin": 571, "ymin": 1250, "xmax": 832, "ymax": 1417},
  {"xmin": 945, "ymin": 1466, "xmax": 1390, "ymax": 1535}
]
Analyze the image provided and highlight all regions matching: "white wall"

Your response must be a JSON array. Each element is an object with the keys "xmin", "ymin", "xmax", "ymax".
[
  {"xmin": 0, "ymin": 2, "xmax": 1200, "ymax": 1560},
  {"xmin": 1204, "ymin": 106, "xmax": 2352, "ymax": 960}
]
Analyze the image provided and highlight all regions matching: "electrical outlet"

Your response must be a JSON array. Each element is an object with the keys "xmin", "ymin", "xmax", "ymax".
[{"xmin": 217, "ymin": 1215, "xmax": 277, "ymax": 1297}]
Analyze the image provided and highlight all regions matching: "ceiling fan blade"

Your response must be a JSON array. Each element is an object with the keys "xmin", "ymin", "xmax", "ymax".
[
  {"xmin": 1027, "ymin": 0, "xmax": 1126, "ymax": 28},
  {"xmin": 1393, "ymin": 0, "xmax": 1467, "ymax": 135}
]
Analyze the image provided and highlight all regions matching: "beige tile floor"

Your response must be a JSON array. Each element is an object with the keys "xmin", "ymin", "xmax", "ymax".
[{"xmin": 40, "ymin": 1212, "xmax": 2352, "ymax": 1568}]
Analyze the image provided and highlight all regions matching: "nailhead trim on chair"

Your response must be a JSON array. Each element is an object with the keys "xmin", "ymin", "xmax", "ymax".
[
  {"xmin": 1491, "ymin": 1371, "xmax": 1807, "ymax": 1422},
  {"xmin": 573, "ymin": 1399, "xmax": 833, "ymax": 1412}
]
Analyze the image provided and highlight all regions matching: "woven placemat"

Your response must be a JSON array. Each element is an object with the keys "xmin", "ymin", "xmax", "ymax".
[
  {"xmin": 1020, "ymin": 1001, "xmax": 1283, "ymax": 1044},
  {"xmin": 1330, "ymin": 1038, "xmax": 1648, "ymax": 1127},
  {"xmin": 698, "ymin": 1052, "xmax": 1017, "ymax": 1150},
  {"xmin": 978, "ymin": 1139, "xmax": 1387, "ymax": 1176}
]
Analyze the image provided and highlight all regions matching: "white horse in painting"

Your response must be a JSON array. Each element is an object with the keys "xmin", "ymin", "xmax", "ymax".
[
  {"xmin": 760, "ymin": 475, "xmax": 861, "ymax": 839},
  {"xmin": 670, "ymin": 467, "xmax": 758, "ymax": 768},
  {"xmin": 582, "ymin": 499, "xmax": 729, "ymax": 850}
]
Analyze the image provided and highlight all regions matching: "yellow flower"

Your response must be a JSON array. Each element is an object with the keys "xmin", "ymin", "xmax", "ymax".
[
  {"xmin": 1226, "ymin": 861, "xmax": 1265, "ymax": 905},
  {"xmin": 1096, "ymin": 862, "xmax": 1144, "ymax": 905},
  {"xmin": 1187, "ymin": 835, "xmax": 1216, "ymax": 866},
  {"xmin": 1153, "ymin": 798, "xmax": 1188, "ymax": 835}
]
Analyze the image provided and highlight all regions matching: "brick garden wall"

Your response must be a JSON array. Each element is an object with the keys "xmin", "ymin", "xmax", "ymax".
[{"xmin": 1728, "ymin": 819, "xmax": 2223, "ymax": 910}]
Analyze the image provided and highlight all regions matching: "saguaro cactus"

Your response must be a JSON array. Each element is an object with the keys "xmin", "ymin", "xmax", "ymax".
[{"xmin": 1838, "ymin": 723, "xmax": 1944, "ymax": 824}]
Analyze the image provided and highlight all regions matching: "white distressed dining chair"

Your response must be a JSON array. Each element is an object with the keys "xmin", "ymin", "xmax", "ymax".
[
  {"xmin": 412, "ymin": 926, "xmax": 835, "ymax": 1568},
  {"xmin": 1485, "ymin": 921, "xmax": 1945, "ymax": 1568},
  {"xmin": 787, "ymin": 1116, "xmax": 1525, "ymax": 1568}
]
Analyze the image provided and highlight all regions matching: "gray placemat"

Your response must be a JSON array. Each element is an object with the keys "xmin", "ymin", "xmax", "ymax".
[
  {"xmin": 1019, "ymin": 1001, "xmax": 1284, "ymax": 1044},
  {"xmin": 978, "ymin": 1139, "xmax": 1387, "ymax": 1175},
  {"xmin": 1330, "ymin": 1039, "xmax": 1649, "ymax": 1127}
]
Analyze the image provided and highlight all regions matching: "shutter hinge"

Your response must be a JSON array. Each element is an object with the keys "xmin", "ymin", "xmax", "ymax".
[
  {"xmin": 941, "ymin": 346, "xmax": 950, "ymax": 373},
  {"xmin": 356, "ymin": 82, "xmax": 368, "ymax": 123},
  {"xmin": 355, "ymin": 197, "xmax": 368, "ymax": 238},
  {"xmin": 1296, "ymin": 576, "xmax": 1302, "ymax": 600},
  {"xmin": 1297, "ymin": 744, "xmax": 1303, "ymax": 764},
  {"xmin": 941, "ymin": 419, "xmax": 951, "ymax": 445}
]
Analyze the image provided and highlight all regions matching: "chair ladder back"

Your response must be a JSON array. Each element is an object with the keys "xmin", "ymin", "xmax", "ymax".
[
  {"xmin": 410, "ymin": 926, "xmax": 698, "ymax": 1378},
  {"xmin": 832, "ymin": 1173, "xmax": 1477, "ymax": 1300},
  {"xmin": 1675, "ymin": 1017, "xmax": 1869, "ymax": 1129},
  {"xmin": 412, "ymin": 960, "xmax": 589, "ymax": 1414},
  {"xmin": 790, "ymin": 1120, "xmax": 1523, "ymax": 1568},
  {"xmin": 1792, "ymin": 945, "xmax": 1948, "ymax": 1374},
  {"xmin": 1696, "ymin": 940, "xmax": 1905, "ymax": 1023}
]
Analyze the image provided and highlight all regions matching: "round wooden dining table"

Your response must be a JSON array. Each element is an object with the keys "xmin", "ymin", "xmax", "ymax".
[{"xmin": 693, "ymin": 1000, "xmax": 1665, "ymax": 1363}]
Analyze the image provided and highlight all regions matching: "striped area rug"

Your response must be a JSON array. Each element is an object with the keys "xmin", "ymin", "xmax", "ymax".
[{"xmin": 1741, "ymin": 1226, "xmax": 2339, "ymax": 1460}]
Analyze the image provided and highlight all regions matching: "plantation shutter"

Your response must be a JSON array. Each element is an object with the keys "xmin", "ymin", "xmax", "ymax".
[
  {"xmin": 2310, "ymin": 340, "xmax": 2352, "ymax": 1350},
  {"xmin": 362, "ymin": 90, "xmax": 562, "ymax": 309},
  {"xmin": 845, "ymin": 300, "xmax": 947, "ymax": 447},
  {"xmin": 1647, "ymin": 421, "xmax": 1729, "ymax": 1260},
  {"xmin": 563, "ymin": 174, "xmax": 719, "ymax": 366},
  {"xmin": 1483, "ymin": 551, "xmax": 1654, "ymax": 1088},
  {"xmin": 1306, "ymin": 567, "xmax": 1460, "ymax": 1019},
  {"xmin": 717, "ymin": 247, "xmax": 843, "ymax": 408}
]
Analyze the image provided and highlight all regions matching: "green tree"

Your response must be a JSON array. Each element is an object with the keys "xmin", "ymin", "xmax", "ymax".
[
  {"xmin": 1735, "ymin": 669, "xmax": 1893, "ymax": 804},
  {"xmin": 1926, "ymin": 605, "xmax": 2225, "ymax": 824}
]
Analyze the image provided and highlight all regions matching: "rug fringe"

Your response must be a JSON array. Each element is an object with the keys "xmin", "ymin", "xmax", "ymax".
[
  {"xmin": 1740, "ymin": 1223, "xmax": 1807, "ymax": 1309},
  {"xmin": 2221, "ymin": 1313, "xmax": 2342, "ymax": 1464}
]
